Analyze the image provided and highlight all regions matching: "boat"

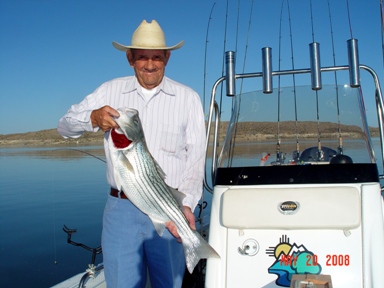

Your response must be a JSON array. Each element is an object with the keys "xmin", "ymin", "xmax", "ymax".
[
  {"xmin": 51, "ymin": 222, "xmax": 208, "ymax": 288},
  {"xmin": 53, "ymin": 2, "xmax": 384, "ymax": 288},
  {"xmin": 204, "ymin": 15, "xmax": 384, "ymax": 288}
]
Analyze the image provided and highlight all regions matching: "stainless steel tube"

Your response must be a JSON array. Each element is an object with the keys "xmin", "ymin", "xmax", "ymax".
[
  {"xmin": 225, "ymin": 51, "xmax": 236, "ymax": 96},
  {"xmin": 309, "ymin": 42, "xmax": 322, "ymax": 90},
  {"xmin": 347, "ymin": 38, "xmax": 360, "ymax": 87},
  {"xmin": 262, "ymin": 47, "xmax": 273, "ymax": 93}
]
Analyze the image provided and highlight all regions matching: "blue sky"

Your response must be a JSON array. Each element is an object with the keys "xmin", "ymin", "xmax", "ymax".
[{"xmin": 0, "ymin": 0, "xmax": 383, "ymax": 134}]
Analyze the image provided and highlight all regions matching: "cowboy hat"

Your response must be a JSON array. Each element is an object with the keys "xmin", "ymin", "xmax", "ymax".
[{"xmin": 112, "ymin": 20, "xmax": 184, "ymax": 51}]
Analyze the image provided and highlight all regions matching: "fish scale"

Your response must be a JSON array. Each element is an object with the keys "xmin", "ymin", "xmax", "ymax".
[
  {"xmin": 108, "ymin": 107, "xmax": 220, "ymax": 273},
  {"xmin": 127, "ymin": 144, "xmax": 176, "ymax": 219}
]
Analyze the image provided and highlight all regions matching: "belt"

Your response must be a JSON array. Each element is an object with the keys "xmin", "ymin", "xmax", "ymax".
[{"xmin": 110, "ymin": 188, "xmax": 128, "ymax": 200}]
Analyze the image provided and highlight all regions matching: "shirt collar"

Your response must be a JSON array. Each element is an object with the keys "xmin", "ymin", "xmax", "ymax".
[{"xmin": 122, "ymin": 76, "xmax": 175, "ymax": 97}]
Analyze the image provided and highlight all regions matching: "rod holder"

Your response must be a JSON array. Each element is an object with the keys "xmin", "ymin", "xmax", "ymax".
[
  {"xmin": 225, "ymin": 51, "xmax": 236, "ymax": 96},
  {"xmin": 347, "ymin": 38, "xmax": 360, "ymax": 87},
  {"xmin": 309, "ymin": 42, "xmax": 322, "ymax": 90},
  {"xmin": 262, "ymin": 47, "xmax": 273, "ymax": 93}
]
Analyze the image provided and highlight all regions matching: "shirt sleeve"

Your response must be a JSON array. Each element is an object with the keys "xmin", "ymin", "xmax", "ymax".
[
  {"xmin": 57, "ymin": 85, "xmax": 106, "ymax": 138},
  {"xmin": 178, "ymin": 91, "xmax": 206, "ymax": 211}
]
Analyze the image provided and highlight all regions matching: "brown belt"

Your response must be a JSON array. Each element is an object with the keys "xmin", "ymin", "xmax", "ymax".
[{"xmin": 110, "ymin": 188, "xmax": 128, "ymax": 200}]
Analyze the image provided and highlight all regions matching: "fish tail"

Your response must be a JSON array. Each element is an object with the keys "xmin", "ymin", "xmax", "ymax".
[{"xmin": 183, "ymin": 230, "xmax": 220, "ymax": 274}]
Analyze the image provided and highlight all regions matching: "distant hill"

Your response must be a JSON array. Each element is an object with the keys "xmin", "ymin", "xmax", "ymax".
[
  {"xmin": 0, "ymin": 121, "xmax": 380, "ymax": 147},
  {"xmin": 0, "ymin": 129, "xmax": 105, "ymax": 146}
]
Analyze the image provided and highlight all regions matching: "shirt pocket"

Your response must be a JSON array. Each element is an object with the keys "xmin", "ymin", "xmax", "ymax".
[{"xmin": 160, "ymin": 126, "xmax": 183, "ymax": 154}]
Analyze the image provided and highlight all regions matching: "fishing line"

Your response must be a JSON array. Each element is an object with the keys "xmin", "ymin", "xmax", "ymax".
[
  {"xmin": 327, "ymin": 0, "xmax": 343, "ymax": 154},
  {"xmin": 346, "ymin": 0, "xmax": 354, "ymax": 39},
  {"xmin": 235, "ymin": 0, "xmax": 241, "ymax": 55},
  {"xmin": 232, "ymin": 0, "xmax": 241, "ymax": 116},
  {"xmin": 276, "ymin": 0, "xmax": 285, "ymax": 163},
  {"xmin": 381, "ymin": 0, "xmax": 384, "ymax": 67},
  {"xmin": 49, "ymin": 147, "xmax": 105, "ymax": 267},
  {"xmin": 286, "ymin": 0, "xmax": 300, "ymax": 161},
  {"xmin": 201, "ymin": 2, "xmax": 216, "ymax": 245},
  {"xmin": 226, "ymin": 0, "xmax": 241, "ymax": 166},
  {"xmin": 310, "ymin": 0, "xmax": 323, "ymax": 160},
  {"xmin": 228, "ymin": 0, "xmax": 255, "ymax": 166},
  {"xmin": 52, "ymin": 148, "xmax": 106, "ymax": 163},
  {"xmin": 218, "ymin": 0, "xmax": 229, "ymax": 117},
  {"xmin": 203, "ymin": 2, "xmax": 216, "ymax": 117},
  {"xmin": 52, "ymin": 173, "xmax": 58, "ymax": 266},
  {"xmin": 239, "ymin": 0, "xmax": 254, "ymax": 93}
]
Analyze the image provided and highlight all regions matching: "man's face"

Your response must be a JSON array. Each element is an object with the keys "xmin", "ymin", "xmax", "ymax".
[{"xmin": 127, "ymin": 49, "xmax": 170, "ymax": 89}]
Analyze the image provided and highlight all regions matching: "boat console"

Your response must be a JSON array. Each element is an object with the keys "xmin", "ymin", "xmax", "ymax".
[{"xmin": 204, "ymin": 42, "xmax": 384, "ymax": 287}]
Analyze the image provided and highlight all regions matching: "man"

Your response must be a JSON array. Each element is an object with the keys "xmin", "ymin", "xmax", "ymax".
[{"xmin": 57, "ymin": 20, "xmax": 206, "ymax": 288}]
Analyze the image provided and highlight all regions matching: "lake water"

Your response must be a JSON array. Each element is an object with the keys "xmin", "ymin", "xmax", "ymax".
[{"xmin": 0, "ymin": 140, "xmax": 383, "ymax": 288}]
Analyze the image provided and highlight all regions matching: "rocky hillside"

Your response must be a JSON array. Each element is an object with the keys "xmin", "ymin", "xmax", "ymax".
[
  {"xmin": 0, "ymin": 121, "xmax": 380, "ymax": 147},
  {"xmin": 0, "ymin": 129, "xmax": 105, "ymax": 146}
]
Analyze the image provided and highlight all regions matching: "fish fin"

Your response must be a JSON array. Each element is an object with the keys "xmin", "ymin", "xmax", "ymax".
[
  {"xmin": 110, "ymin": 152, "xmax": 135, "ymax": 192},
  {"xmin": 118, "ymin": 152, "xmax": 135, "ymax": 174},
  {"xmin": 149, "ymin": 216, "xmax": 167, "ymax": 236},
  {"xmin": 169, "ymin": 188, "xmax": 186, "ymax": 208},
  {"xmin": 141, "ymin": 140, "xmax": 167, "ymax": 179},
  {"xmin": 150, "ymin": 155, "xmax": 167, "ymax": 180},
  {"xmin": 182, "ymin": 230, "xmax": 220, "ymax": 274},
  {"xmin": 155, "ymin": 162, "xmax": 166, "ymax": 180}
]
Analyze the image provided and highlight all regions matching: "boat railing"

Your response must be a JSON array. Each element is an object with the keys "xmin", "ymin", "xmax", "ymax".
[
  {"xmin": 62, "ymin": 225, "xmax": 103, "ymax": 288},
  {"xmin": 204, "ymin": 44, "xmax": 384, "ymax": 192}
]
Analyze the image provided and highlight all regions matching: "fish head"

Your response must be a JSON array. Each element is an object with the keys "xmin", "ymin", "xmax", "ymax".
[{"xmin": 114, "ymin": 107, "xmax": 145, "ymax": 143}]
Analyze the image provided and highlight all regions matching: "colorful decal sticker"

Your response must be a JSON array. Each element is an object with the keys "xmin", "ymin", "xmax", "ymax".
[{"xmin": 265, "ymin": 235, "xmax": 322, "ymax": 287}]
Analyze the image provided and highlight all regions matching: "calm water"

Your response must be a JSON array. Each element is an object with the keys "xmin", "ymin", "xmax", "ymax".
[
  {"xmin": 0, "ymin": 146, "xmax": 108, "ymax": 287},
  {"xmin": 0, "ymin": 140, "xmax": 382, "ymax": 288}
]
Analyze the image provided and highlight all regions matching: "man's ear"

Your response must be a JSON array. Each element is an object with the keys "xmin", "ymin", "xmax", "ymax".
[
  {"xmin": 126, "ymin": 50, "xmax": 134, "ymax": 67},
  {"xmin": 164, "ymin": 50, "xmax": 171, "ymax": 66}
]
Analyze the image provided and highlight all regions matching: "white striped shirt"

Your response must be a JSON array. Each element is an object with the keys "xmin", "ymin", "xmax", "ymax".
[{"xmin": 57, "ymin": 76, "xmax": 206, "ymax": 210}]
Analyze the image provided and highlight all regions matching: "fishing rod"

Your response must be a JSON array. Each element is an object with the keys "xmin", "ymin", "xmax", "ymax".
[
  {"xmin": 239, "ymin": 0, "xmax": 254, "ymax": 92},
  {"xmin": 381, "ymin": 0, "xmax": 384, "ymax": 67},
  {"xmin": 346, "ymin": 0, "xmax": 354, "ymax": 39},
  {"xmin": 226, "ymin": 0, "xmax": 239, "ymax": 167},
  {"xmin": 327, "ymin": 0, "xmax": 343, "ymax": 155},
  {"xmin": 219, "ymin": 0, "xmax": 229, "ymax": 115},
  {"xmin": 203, "ymin": 2, "xmax": 216, "ymax": 117},
  {"xmin": 309, "ymin": 0, "xmax": 324, "ymax": 161},
  {"xmin": 286, "ymin": 0, "xmax": 300, "ymax": 162},
  {"xmin": 201, "ymin": 2, "xmax": 216, "ymax": 235},
  {"xmin": 235, "ymin": 0, "xmax": 241, "ymax": 55},
  {"xmin": 228, "ymin": 0, "xmax": 255, "ymax": 167},
  {"xmin": 276, "ymin": 0, "xmax": 285, "ymax": 164}
]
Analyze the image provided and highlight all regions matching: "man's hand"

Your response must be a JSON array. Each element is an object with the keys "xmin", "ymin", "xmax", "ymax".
[
  {"xmin": 90, "ymin": 105, "xmax": 120, "ymax": 131},
  {"xmin": 166, "ymin": 206, "xmax": 196, "ymax": 242}
]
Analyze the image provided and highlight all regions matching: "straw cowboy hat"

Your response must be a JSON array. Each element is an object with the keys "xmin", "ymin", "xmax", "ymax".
[{"xmin": 112, "ymin": 20, "xmax": 184, "ymax": 51}]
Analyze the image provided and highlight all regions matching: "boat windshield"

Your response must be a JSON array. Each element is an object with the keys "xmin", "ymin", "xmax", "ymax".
[{"xmin": 217, "ymin": 84, "xmax": 376, "ymax": 168}]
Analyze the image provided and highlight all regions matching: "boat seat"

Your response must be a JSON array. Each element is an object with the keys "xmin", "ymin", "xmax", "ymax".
[
  {"xmin": 221, "ymin": 186, "xmax": 361, "ymax": 230},
  {"xmin": 300, "ymin": 146, "xmax": 337, "ymax": 162}
]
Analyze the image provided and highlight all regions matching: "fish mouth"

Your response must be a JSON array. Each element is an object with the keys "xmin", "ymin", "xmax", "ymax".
[{"xmin": 111, "ymin": 128, "xmax": 132, "ymax": 148}]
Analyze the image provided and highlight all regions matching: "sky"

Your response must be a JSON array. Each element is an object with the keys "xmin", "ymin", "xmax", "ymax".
[{"xmin": 0, "ymin": 0, "xmax": 383, "ymax": 134}]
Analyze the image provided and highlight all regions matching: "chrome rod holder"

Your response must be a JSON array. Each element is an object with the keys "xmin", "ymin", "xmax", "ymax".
[
  {"xmin": 347, "ymin": 38, "xmax": 360, "ymax": 87},
  {"xmin": 262, "ymin": 47, "xmax": 273, "ymax": 93},
  {"xmin": 309, "ymin": 42, "xmax": 322, "ymax": 90},
  {"xmin": 225, "ymin": 51, "xmax": 236, "ymax": 96}
]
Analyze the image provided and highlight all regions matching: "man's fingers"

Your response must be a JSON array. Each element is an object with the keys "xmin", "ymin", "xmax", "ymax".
[
  {"xmin": 166, "ymin": 221, "xmax": 181, "ymax": 242},
  {"xmin": 91, "ymin": 106, "xmax": 120, "ymax": 131}
]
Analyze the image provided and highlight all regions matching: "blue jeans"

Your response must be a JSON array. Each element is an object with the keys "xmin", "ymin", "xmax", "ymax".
[{"xmin": 102, "ymin": 193, "xmax": 186, "ymax": 288}]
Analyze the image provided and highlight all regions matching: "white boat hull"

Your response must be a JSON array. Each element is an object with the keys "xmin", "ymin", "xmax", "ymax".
[{"xmin": 206, "ymin": 183, "xmax": 384, "ymax": 287}]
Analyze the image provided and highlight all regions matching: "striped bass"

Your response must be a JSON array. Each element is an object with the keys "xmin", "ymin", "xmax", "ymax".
[{"xmin": 108, "ymin": 107, "xmax": 220, "ymax": 273}]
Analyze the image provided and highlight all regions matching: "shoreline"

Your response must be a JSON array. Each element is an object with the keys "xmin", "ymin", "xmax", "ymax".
[{"xmin": 0, "ymin": 122, "xmax": 380, "ymax": 148}]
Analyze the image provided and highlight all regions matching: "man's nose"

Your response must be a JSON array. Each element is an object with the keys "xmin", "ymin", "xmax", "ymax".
[{"xmin": 145, "ymin": 59, "xmax": 155, "ymax": 70}]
